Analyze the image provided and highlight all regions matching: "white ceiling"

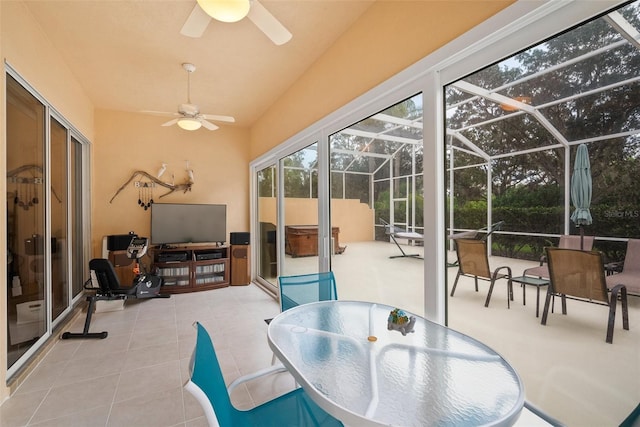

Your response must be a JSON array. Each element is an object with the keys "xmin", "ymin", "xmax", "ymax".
[{"xmin": 24, "ymin": 0, "xmax": 375, "ymax": 128}]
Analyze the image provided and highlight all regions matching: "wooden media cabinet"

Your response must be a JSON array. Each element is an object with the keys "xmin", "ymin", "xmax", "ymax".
[{"xmin": 151, "ymin": 245, "xmax": 229, "ymax": 294}]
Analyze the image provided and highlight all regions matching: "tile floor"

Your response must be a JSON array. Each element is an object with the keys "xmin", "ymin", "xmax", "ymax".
[{"xmin": 1, "ymin": 285, "xmax": 289, "ymax": 426}]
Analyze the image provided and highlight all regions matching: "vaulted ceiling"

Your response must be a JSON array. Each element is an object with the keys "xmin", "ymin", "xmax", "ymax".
[{"xmin": 24, "ymin": 0, "xmax": 375, "ymax": 128}]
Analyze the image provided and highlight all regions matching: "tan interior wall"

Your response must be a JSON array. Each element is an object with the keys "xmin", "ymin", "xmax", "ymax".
[
  {"xmin": 249, "ymin": 0, "xmax": 513, "ymax": 158},
  {"xmin": 93, "ymin": 110, "xmax": 251, "ymax": 258},
  {"xmin": 1, "ymin": 2, "xmax": 94, "ymax": 140},
  {"xmin": 258, "ymin": 197, "xmax": 373, "ymax": 243},
  {"xmin": 1, "ymin": 1, "xmax": 94, "ymax": 398}
]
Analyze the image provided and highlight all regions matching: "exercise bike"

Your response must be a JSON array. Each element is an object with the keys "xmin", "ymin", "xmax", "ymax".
[{"xmin": 61, "ymin": 235, "xmax": 169, "ymax": 340}]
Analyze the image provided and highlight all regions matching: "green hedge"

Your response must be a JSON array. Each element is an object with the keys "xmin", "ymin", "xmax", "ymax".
[{"xmin": 452, "ymin": 204, "xmax": 639, "ymax": 262}]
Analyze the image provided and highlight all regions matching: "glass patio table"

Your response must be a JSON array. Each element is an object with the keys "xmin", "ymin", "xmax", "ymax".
[{"xmin": 267, "ymin": 300, "xmax": 525, "ymax": 426}]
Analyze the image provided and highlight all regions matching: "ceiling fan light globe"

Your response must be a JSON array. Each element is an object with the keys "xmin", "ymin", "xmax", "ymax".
[
  {"xmin": 197, "ymin": 0, "xmax": 250, "ymax": 23},
  {"xmin": 177, "ymin": 118, "xmax": 202, "ymax": 131}
]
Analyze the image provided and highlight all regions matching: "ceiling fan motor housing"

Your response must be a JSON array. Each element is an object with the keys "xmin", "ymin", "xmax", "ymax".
[{"xmin": 179, "ymin": 103, "xmax": 200, "ymax": 117}]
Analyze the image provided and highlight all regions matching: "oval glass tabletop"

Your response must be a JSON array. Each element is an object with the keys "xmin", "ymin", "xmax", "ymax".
[{"xmin": 268, "ymin": 300, "xmax": 524, "ymax": 426}]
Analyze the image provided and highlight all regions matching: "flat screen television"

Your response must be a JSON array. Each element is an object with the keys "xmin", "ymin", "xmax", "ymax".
[{"xmin": 151, "ymin": 203, "xmax": 226, "ymax": 245}]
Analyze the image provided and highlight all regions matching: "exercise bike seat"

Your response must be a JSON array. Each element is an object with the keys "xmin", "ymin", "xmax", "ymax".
[{"xmin": 88, "ymin": 258, "xmax": 138, "ymax": 296}]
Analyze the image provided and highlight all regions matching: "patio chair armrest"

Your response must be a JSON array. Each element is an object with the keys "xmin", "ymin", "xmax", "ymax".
[
  {"xmin": 227, "ymin": 362, "xmax": 289, "ymax": 394},
  {"xmin": 492, "ymin": 265, "xmax": 512, "ymax": 280},
  {"xmin": 609, "ymin": 283, "xmax": 627, "ymax": 299}
]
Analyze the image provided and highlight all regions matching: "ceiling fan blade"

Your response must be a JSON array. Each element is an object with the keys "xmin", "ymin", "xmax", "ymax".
[
  {"xmin": 141, "ymin": 110, "xmax": 179, "ymax": 117},
  {"xmin": 200, "ymin": 119, "xmax": 219, "ymax": 131},
  {"xmin": 247, "ymin": 0, "xmax": 292, "ymax": 46},
  {"xmin": 201, "ymin": 114, "xmax": 236, "ymax": 123},
  {"xmin": 180, "ymin": 4, "xmax": 211, "ymax": 38},
  {"xmin": 161, "ymin": 118, "xmax": 180, "ymax": 127}
]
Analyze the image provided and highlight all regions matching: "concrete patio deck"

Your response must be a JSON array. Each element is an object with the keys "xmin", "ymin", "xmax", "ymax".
[{"xmin": 296, "ymin": 240, "xmax": 640, "ymax": 426}]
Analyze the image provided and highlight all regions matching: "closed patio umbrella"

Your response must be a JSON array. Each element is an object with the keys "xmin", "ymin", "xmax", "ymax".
[{"xmin": 570, "ymin": 143, "xmax": 592, "ymax": 250}]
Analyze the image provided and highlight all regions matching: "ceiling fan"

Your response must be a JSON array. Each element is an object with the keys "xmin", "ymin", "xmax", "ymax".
[
  {"xmin": 143, "ymin": 63, "xmax": 235, "ymax": 131},
  {"xmin": 181, "ymin": 0, "xmax": 292, "ymax": 46}
]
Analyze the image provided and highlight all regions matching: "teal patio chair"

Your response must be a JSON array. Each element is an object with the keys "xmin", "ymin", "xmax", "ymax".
[
  {"xmin": 267, "ymin": 272, "xmax": 338, "ymax": 364},
  {"xmin": 265, "ymin": 271, "xmax": 338, "ymax": 325},
  {"xmin": 185, "ymin": 322, "xmax": 343, "ymax": 427},
  {"xmin": 279, "ymin": 271, "xmax": 338, "ymax": 311}
]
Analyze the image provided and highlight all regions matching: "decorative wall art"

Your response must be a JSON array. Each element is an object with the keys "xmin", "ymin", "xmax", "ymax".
[
  {"xmin": 7, "ymin": 164, "xmax": 62, "ymax": 211},
  {"xmin": 110, "ymin": 162, "xmax": 195, "ymax": 210}
]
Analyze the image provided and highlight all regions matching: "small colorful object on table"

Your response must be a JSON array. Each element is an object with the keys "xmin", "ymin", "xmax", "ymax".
[{"xmin": 387, "ymin": 308, "xmax": 416, "ymax": 336}]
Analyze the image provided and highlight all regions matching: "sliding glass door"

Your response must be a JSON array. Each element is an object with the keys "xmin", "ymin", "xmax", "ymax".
[
  {"xmin": 281, "ymin": 142, "xmax": 319, "ymax": 277},
  {"xmin": 6, "ymin": 74, "xmax": 47, "ymax": 368},
  {"xmin": 252, "ymin": 97, "xmax": 425, "ymax": 315},
  {"xmin": 6, "ymin": 69, "xmax": 89, "ymax": 376},
  {"xmin": 50, "ymin": 118, "xmax": 69, "ymax": 320},
  {"xmin": 256, "ymin": 165, "xmax": 278, "ymax": 291},
  {"xmin": 253, "ymin": 140, "xmax": 322, "ymax": 293},
  {"xmin": 328, "ymin": 95, "xmax": 424, "ymax": 313}
]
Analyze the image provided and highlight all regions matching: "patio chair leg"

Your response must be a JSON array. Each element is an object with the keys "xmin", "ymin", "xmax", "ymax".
[
  {"xmin": 621, "ymin": 288, "xmax": 629, "ymax": 331},
  {"xmin": 505, "ymin": 281, "xmax": 510, "ymax": 309},
  {"xmin": 488, "ymin": 267, "xmax": 512, "ymax": 309},
  {"xmin": 606, "ymin": 295, "xmax": 617, "ymax": 344},
  {"xmin": 474, "ymin": 277, "xmax": 479, "ymax": 292},
  {"xmin": 451, "ymin": 270, "xmax": 461, "ymax": 297},
  {"xmin": 561, "ymin": 294, "xmax": 567, "ymax": 315},
  {"xmin": 485, "ymin": 279, "xmax": 495, "ymax": 307},
  {"xmin": 541, "ymin": 289, "xmax": 553, "ymax": 325},
  {"xmin": 609, "ymin": 284, "xmax": 630, "ymax": 339}
]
